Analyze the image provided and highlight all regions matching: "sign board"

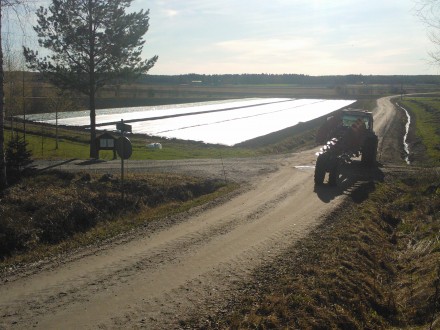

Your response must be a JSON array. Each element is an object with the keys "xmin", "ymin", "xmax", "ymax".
[
  {"xmin": 96, "ymin": 132, "xmax": 116, "ymax": 153},
  {"xmin": 116, "ymin": 122, "xmax": 132, "ymax": 133},
  {"xmin": 116, "ymin": 136, "xmax": 132, "ymax": 159},
  {"xmin": 99, "ymin": 138, "xmax": 114, "ymax": 149}
]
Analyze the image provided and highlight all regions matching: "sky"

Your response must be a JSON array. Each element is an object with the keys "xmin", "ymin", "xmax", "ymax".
[
  {"xmin": 133, "ymin": 0, "xmax": 438, "ymax": 75},
  {"xmin": 3, "ymin": 0, "xmax": 439, "ymax": 76}
]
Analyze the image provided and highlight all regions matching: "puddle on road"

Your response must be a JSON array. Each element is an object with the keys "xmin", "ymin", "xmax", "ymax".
[
  {"xmin": 397, "ymin": 104, "xmax": 411, "ymax": 165},
  {"xmin": 294, "ymin": 165, "xmax": 315, "ymax": 170}
]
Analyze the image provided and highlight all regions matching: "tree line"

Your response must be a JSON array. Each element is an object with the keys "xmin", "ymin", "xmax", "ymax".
[{"xmin": 139, "ymin": 73, "xmax": 440, "ymax": 86}]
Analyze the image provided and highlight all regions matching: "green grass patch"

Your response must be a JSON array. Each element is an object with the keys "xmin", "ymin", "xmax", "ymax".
[
  {"xmin": 5, "ymin": 115, "xmax": 318, "ymax": 161},
  {"xmin": 5, "ymin": 123, "xmax": 260, "ymax": 161},
  {"xmin": 400, "ymin": 97, "xmax": 440, "ymax": 165}
]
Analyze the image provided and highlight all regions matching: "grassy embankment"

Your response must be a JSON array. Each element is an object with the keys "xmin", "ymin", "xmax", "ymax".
[{"xmin": 195, "ymin": 97, "xmax": 440, "ymax": 329}]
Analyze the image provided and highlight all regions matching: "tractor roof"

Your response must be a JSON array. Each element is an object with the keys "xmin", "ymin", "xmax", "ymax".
[{"xmin": 342, "ymin": 109, "xmax": 373, "ymax": 117}]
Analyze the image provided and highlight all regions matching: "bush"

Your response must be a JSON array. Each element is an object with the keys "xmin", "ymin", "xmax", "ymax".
[
  {"xmin": 0, "ymin": 171, "xmax": 227, "ymax": 258},
  {"xmin": 0, "ymin": 212, "xmax": 38, "ymax": 259},
  {"xmin": 33, "ymin": 199, "xmax": 99, "ymax": 244}
]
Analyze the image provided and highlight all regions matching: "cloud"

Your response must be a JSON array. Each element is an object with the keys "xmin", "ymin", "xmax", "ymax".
[
  {"xmin": 133, "ymin": 0, "xmax": 437, "ymax": 74},
  {"xmin": 164, "ymin": 9, "xmax": 178, "ymax": 18}
]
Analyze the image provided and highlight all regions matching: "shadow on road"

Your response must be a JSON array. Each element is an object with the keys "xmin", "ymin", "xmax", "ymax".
[
  {"xmin": 37, "ymin": 158, "xmax": 78, "ymax": 172},
  {"xmin": 314, "ymin": 161, "xmax": 385, "ymax": 203},
  {"xmin": 76, "ymin": 159, "xmax": 107, "ymax": 166}
]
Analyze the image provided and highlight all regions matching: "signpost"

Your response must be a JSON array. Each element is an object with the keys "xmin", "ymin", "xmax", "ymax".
[
  {"xmin": 116, "ymin": 136, "xmax": 132, "ymax": 160},
  {"xmin": 116, "ymin": 121, "xmax": 132, "ymax": 134},
  {"xmin": 116, "ymin": 120, "xmax": 132, "ymax": 200}
]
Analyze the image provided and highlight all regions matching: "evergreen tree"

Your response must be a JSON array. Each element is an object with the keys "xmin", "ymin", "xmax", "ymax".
[
  {"xmin": 23, "ymin": 0, "xmax": 158, "ymax": 158},
  {"xmin": 5, "ymin": 135, "xmax": 33, "ymax": 179}
]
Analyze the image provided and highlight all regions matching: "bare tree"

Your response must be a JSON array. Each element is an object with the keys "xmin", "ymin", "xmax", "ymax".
[
  {"xmin": 0, "ymin": 0, "xmax": 35, "ymax": 189},
  {"xmin": 4, "ymin": 51, "xmax": 28, "ymax": 132},
  {"xmin": 0, "ymin": 1, "xmax": 6, "ymax": 189},
  {"xmin": 416, "ymin": 0, "xmax": 440, "ymax": 65},
  {"xmin": 46, "ymin": 89, "xmax": 79, "ymax": 150}
]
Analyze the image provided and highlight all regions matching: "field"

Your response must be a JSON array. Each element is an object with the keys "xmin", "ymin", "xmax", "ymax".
[{"xmin": 4, "ymin": 97, "xmax": 377, "ymax": 162}]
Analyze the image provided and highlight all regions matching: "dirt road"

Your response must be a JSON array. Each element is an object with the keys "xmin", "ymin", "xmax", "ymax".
[{"xmin": 0, "ymin": 97, "xmax": 403, "ymax": 329}]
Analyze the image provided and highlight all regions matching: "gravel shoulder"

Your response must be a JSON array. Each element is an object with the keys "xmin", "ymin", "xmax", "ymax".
[{"xmin": 0, "ymin": 96, "xmax": 404, "ymax": 329}]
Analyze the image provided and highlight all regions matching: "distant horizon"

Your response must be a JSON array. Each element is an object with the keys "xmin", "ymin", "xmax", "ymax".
[{"xmin": 142, "ymin": 73, "xmax": 440, "ymax": 77}]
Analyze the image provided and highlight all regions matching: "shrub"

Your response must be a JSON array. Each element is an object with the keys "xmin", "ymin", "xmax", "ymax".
[
  {"xmin": 33, "ymin": 200, "xmax": 99, "ymax": 244},
  {"xmin": 5, "ymin": 135, "xmax": 34, "ymax": 183},
  {"xmin": 0, "ymin": 212, "xmax": 38, "ymax": 259},
  {"xmin": 0, "ymin": 171, "xmax": 227, "ymax": 257}
]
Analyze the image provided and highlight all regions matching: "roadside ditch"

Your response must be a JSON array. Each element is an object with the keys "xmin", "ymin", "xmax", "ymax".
[{"xmin": 185, "ymin": 170, "xmax": 440, "ymax": 329}]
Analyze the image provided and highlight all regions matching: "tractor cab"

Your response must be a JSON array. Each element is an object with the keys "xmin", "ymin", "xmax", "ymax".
[{"xmin": 341, "ymin": 110, "xmax": 374, "ymax": 131}]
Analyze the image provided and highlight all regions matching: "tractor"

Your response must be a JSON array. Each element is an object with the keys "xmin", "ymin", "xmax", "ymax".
[{"xmin": 314, "ymin": 109, "xmax": 378, "ymax": 186}]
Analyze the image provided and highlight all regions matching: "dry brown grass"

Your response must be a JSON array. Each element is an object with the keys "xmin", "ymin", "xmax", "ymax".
[
  {"xmin": 199, "ymin": 170, "xmax": 440, "ymax": 329},
  {"xmin": 0, "ymin": 170, "xmax": 230, "ymax": 266}
]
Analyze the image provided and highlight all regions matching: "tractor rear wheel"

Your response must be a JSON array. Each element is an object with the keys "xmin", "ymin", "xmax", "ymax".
[
  {"xmin": 328, "ymin": 164, "xmax": 339, "ymax": 186},
  {"xmin": 361, "ymin": 135, "xmax": 378, "ymax": 166}
]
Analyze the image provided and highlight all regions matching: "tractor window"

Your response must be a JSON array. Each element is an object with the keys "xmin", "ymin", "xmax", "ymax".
[{"xmin": 342, "ymin": 114, "xmax": 370, "ymax": 129}]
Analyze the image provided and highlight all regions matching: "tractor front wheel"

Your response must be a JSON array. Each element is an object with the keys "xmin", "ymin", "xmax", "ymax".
[{"xmin": 314, "ymin": 154, "xmax": 326, "ymax": 185}]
